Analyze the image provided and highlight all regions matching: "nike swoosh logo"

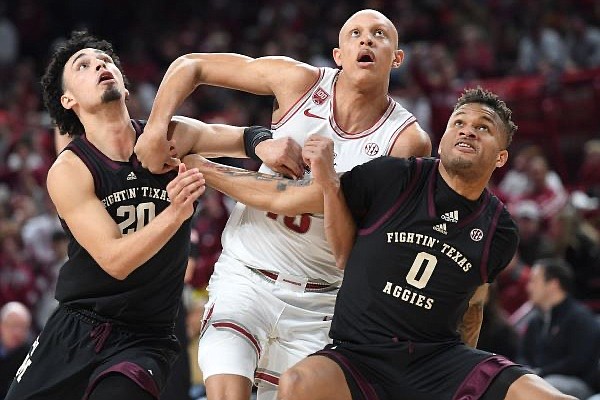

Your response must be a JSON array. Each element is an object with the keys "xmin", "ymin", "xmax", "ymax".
[{"xmin": 303, "ymin": 109, "xmax": 325, "ymax": 120}]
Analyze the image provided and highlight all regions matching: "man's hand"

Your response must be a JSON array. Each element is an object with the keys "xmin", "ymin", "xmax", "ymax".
[
  {"xmin": 135, "ymin": 123, "xmax": 180, "ymax": 173},
  {"xmin": 302, "ymin": 135, "xmax": 337, "ymax": 189},
  {"xmin": 166, "ymin": 163, "xmax": 205, "ymax": 223},
  {"xmin": 255, "ymin": 137, "xmax": 304, "ymax": 179}
]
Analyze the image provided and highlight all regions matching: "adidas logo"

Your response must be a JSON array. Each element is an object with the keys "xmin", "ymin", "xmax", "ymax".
[
  {"xmin": 441, "ymin": 210, "xmax": 459, "ymax": 223},
  {"xmin": 433, "ymin": 223, "xmax": 447, "ymax": 235},
  {"xmin": 126, "ymin": 172, "xmax": 137, "ymax": 181}
]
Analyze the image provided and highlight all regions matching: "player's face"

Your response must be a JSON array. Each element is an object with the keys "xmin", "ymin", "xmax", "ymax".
[
  {"xmin": 60, "ymin": 48, "xmax": 128, "ymax": 111},
  {"xmin": 334, "ymin": 10, "xmax": 402, "ymax": 79},
  {"xmin": 438, "ymin": 103, "xmax": 508, "ymax": 178}
]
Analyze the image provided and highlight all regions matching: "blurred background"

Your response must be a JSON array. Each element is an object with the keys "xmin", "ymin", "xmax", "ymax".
[{"xmin": 0, "ymin": 0, "xmax": 599, "ymax": 399}]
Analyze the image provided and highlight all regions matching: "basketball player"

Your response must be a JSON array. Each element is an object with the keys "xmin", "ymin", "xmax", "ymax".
[
  {"xmin": 180, "ymin": 88, "xmax": 575, "ymax": 400},
  {"xmin": 4, "ymin": 31, "xmax": 272, "ymax": 400},
  {"xmin": 135, "ymin": 9, "xmax": 431, "ymax": 400}
]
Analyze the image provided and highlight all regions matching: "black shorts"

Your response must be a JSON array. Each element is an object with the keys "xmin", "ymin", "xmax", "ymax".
[
  {"xmin": 313, "ymin": 340, "xmax": 531, "ymax": 400},
  {"xmin": 5, "ymin": 305, "xmax": 180, "ymax": 400}
]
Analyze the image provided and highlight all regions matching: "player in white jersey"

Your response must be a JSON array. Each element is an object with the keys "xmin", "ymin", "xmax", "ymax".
[{"xmin": 135, "ymin": 9, "xmax": 432, "ymax": 400}]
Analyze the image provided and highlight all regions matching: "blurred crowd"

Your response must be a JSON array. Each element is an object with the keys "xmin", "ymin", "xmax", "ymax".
[{"xmin": 1, "ymin": 0, "xmax": 599, "ymax": 399}]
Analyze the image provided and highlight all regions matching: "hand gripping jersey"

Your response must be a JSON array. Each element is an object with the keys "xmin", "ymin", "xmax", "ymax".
[
  {"xmin": 331, "ymin": 157, "xmax": 518, "ymax": 344},
  {"xmin": 221, "ymin": 67, "xmax": 416, "ymax": 283},
  {"xmin": 54, "ymin": 120, "xmax": 191, "ymax": 328}
]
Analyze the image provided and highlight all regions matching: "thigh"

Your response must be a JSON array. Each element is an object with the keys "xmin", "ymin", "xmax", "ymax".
[
  {"xmin": 91, "ymin": 331, "xmax": 180, "ymax": 397},
  {"xmin": 256, "ymin": 298, "xmax": 333, "ymax": 389},
  {"xmin": 199, "ymin": 272, "xmax": 283, "ymax": 381},
  {"xmin": 278, "ymin": 355, "xmax": 352, "ymax": 400},
  {"xmin": 404, "ymin": 344, "xmax": 517, "ymax": 400},
  {"xmin": 88, "ymin": 373, "xmax": 154, "ymax": 400},
  {"xmin": 505, "ymin": 374, "xmax": 572, "ymax": 400},
  {"xmin": 5, "ymin": 308, "xmax": 95, "ymax": 400}
]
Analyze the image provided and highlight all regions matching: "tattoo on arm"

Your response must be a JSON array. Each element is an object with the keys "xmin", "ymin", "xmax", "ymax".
[{"xmin": 201, "ymin": 160, "xmax": 314, "ymax": 191}]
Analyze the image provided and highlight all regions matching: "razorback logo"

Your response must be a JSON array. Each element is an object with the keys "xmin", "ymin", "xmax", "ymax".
[{"xmin": 312, "ymin": 87, "xmax": 330, "ymax": 105}]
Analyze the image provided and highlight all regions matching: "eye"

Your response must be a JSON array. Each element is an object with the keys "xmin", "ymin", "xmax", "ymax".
[
  {"xmin": 477, "ymin": 125, "xmax": 490, "ymax": 132},
  {"xmin": 78, "ymin": 62, "xmax": 89, "ymax": 70},
  {"xmin": 351, "ymin": 29, "xmax": 360, "ymax": 37},
  {"xmin": 453, "ymin": 120, "xmax": 463, "ymax": 127},
  {"xmin": 375, "ymin": 29, "xmax": 385, "ymax": 37}
]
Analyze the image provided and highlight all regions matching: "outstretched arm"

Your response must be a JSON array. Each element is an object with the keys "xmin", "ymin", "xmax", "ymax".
[
  {"xmin": 182, "ymin": 154, "xmax": 323, "ymax": 216},
  {"xmin": 165, "ymin": 120, "xmax": 304, "ymax": 179},
  {"xmin": 459, "ymin": 284, "xmax": 489, "ymax": 348}
]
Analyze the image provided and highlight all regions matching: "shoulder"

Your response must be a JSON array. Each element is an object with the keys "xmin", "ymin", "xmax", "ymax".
[
  {"xmin": 47, "ymin": 149, "xmax": 93, "ymax": 190},
  {"xmin": 389, "ymin": 122, "xmax": 432, "ymax": 158}
]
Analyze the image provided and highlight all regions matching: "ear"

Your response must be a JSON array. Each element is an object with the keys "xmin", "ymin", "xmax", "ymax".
[
  {"xmin": 496, "ymin": 149, "xmax": 508, "ymax": 168},
  {"xmin": 391, "ymin": 49, "xmax": 404, "ymax": 68},
  {"xmin": 60, "ymin": 93, "xmax": 76, "ymax": 110},
  {"xmin": 332, "ymin": 47, "xmax": 342, "ymax": 67},
  {"xmin": 124, "ymin": 88, "xmax": 130, "ymax": 101}
]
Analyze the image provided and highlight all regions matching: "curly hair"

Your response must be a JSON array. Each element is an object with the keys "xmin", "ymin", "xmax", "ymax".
[
  {"xmin": 41, "ymin": 31, "xmax": 129, "ymax": 136},
  {"xmin": 454, "ymin": 87, "xmax": 517, "ymax": 148}
]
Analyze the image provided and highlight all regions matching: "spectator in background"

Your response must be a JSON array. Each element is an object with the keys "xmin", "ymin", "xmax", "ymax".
[
  {"xmin": 546, "ymin": 206, "xmax": 600, "ymax": 305},
  {"xmin": 455, "ymin": 24, "xmax": 495, "ymax": 80},
  {"xmin": 516, "ymin": 155, "xmax": 568, "ymax": 227},
  {"xmin": 477, "ymin": 284, "xmax": 520, "ymax": 361},
  {"xmin": 513, "ymin": 200, "xmax": 554, "ymax": 266},
  {"xmin": 496, "ymin": 250, "xmax": 532, "ymax": 316},
  {"xmin": 34, "ymin": 231, "xmax": 68, "ymax": 330},
  {"xmin": 565, "ymin": 15, "xmax": 600, "ymax": 70},
  {"xmin": 496, "ymin": 144, "xmax": 544, "ymax": 201},
  {"xmin": 188, "ymin": 188, "xmax": 230, "ymax": 290},
  {"xmin": 521, "ymin": 258, "xmax": 600, "ymax": 399},
  {"xmin": 0, "ymin": 301, "xmax": 32, "ymax": 399},
  {"xmin": 517, "ymin": 20, "xmax": 571, "ymax": 75},
  {"xmin": 577, "ymin": 139, "xmax": 600, "ymax": 200}
]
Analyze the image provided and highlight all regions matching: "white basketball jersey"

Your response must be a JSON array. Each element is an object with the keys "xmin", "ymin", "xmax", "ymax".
[{"xmin": 221, "ymin": 67, "xmax": 416, "ymax": 284}]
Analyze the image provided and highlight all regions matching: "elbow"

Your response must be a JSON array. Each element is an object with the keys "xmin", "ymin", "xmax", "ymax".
[{"xmin": 96, "ymin": 255, "xmax": 131, "ymax": 281}]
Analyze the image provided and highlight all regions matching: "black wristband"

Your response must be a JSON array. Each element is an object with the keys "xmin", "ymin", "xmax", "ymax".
[{"xmin": 243, "ymin": 125, "xmax": 273, "ymax": 162}]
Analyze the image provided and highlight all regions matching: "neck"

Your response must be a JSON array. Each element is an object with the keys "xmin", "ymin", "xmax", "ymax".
[
  {"xmin": 333, "ymin": 71, "xmax": 390, "ymax": 133},
  {"xmin": 77, "ymin": 102, "xmax": 135, "ymax": 161},
  {"xmin": 438, "ymin": 162, "xmax": 490, "ymax": 201}
]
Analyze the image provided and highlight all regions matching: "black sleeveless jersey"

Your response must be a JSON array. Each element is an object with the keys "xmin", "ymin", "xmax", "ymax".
[
  {"xmin": 54, "ymin": 120, "xmax": 191, "ymax": 328},
  {"xmin": 331, "ymin": 157, "xmax": 518, "ymax": 344}
]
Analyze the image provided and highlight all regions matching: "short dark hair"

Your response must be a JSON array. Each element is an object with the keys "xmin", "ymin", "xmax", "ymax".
[
  {"xmin": 454, "ymin": 87, "xmax": 517, "ymax": 148},
  {"xmin": 41, "ymin": 31, "xmax": 128, "ymax": 136},
  {"xmin": 535, "ymin": 258, "xmax": 574, "ymax": 293}
]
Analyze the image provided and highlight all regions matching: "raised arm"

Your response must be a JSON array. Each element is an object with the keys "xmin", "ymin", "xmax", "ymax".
[
  {"xmin": 303, "ymin": 135, "xmax": 355, "ymax": 270},
  {"xmin": 182, "ymin": 154, "xmax": 323, "ymax": 216},
  {"xmin": 136, "ymin": 53, "xmax": 317, "ymax": 173},
  {"xmin": 458, "ymin": 283, "xmax": 489, "ymax": 348},
  {"xmin": 47, "ymin": 154, "xmax": 204, "ymax": 280}
]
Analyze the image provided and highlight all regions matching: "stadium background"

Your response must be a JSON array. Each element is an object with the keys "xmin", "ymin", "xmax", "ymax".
[{"xmin": 0, "ymin": 0, "xmax": 599, "ymax": 399}]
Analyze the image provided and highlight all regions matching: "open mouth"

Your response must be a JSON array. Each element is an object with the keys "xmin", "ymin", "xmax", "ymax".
[
  {"xmin": 356, "ymin": 50, "xmax": 375, "ymax": 64},
  {"xmin": 98, "ymin": 71, "xmax": 115, "ymax": 84},
  {"xmin": 455, "ymin": 141, "xmax": 475, "ymax": 151}
]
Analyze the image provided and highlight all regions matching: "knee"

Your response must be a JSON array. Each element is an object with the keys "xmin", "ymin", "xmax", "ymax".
[{"xmin": 278, "ymin": 368, "xmax": 307, "ymax": 400}]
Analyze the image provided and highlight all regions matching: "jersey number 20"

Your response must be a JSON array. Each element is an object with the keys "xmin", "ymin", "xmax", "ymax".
[{"xmin": 117, "ymin": 202, "xmax": 156, "ymax": 234}]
